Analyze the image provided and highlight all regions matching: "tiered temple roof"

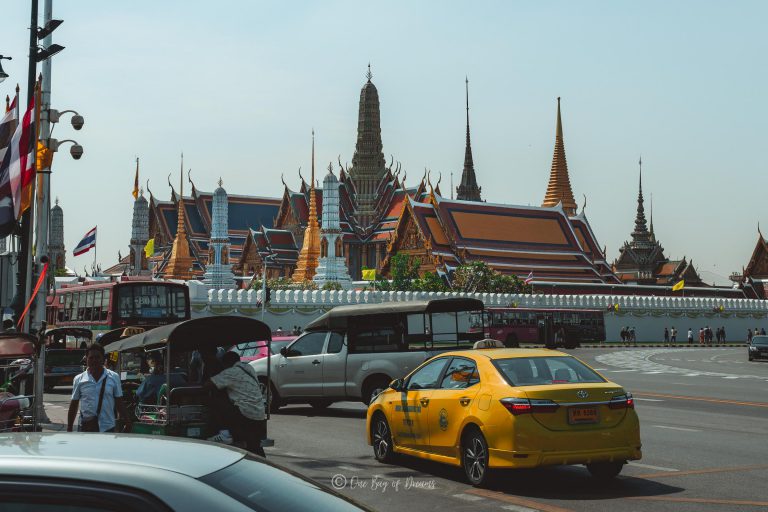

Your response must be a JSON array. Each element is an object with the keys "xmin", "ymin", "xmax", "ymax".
[{"xmin": 383, "ymin": 191, "xmax": 620, "ymax": 283}]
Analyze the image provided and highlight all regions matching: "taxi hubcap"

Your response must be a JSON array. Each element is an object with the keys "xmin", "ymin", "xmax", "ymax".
[
  {"xmin": 374, "ymin": 420, "xmax": 389, "ymax": 458},
  {"xmin": 465, "ymin": 437, "xmax": 486, "ymax": 481}
]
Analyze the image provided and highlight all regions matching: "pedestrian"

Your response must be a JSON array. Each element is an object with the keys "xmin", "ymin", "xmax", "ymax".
[
  {"xmin": 698, "ymin": 328, "xmax": 704, "ymax": 345},
  {"xmin": 762, "ymin": 328, "xmax": 766, "ymax": 336},
  {"xmin": 205, "ymin": 351, "xmax": 267, "ymax": 457},
  {"xmin": 664, "ymin": 327, "xmax": 669, "ymax": 344},
  {"xmin": 276, "ymin": 326, "xmax": 284, "ymax": 335},
  {"xmin": 747, "ymin": 329, "xmax": 753, "ymax": 343},
  {"xmin": 705, "ymin": 326, "xmax": 711, "ymax": 345},
  {"xmin": 670, "ymin": 326, "xmax": 677, "ymax": 344},
  {"xmin": 67, "ymin": 344, "xmax": 131, "ymax": 433},
  {"xmin": 688, "ymin": 328, "xmax": 694, "ymax": 344},
  {"xmin": 620, "ymin": 327, "xmax": 626, "ymax": 343},
  {"xmin": 721, "ymin": 326, "xmax": 726, "ymax": 342},
  {"xmin": 630, "ymin": 326, "xmax": 637, "ymax": 345}
]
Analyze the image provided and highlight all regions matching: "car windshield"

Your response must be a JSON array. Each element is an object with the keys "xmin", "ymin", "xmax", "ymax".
[
  {"xmin": 493, "ymin": 356, "xmax": 606, "ymax": 386},
  {"xmin": 752, "ymin": 336, "xmax": 768, "ymax": 346},
  {"xmin": 200, "ymin": 455, "xmax": 366, "ymax": 512}
]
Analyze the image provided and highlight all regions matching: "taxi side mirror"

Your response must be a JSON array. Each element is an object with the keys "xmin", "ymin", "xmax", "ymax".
[{"xmin": 389, "ymin": 378, "xmax": 403, "ymax": 392}]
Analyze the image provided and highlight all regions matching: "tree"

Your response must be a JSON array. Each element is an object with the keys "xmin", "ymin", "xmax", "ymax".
[
  {"xmin": 451, "ymin": 261, "xmax": 531, "ymax": 294},
  {"xmin": 376, "ymin": 253, "xmax": 420, "ymax": 291},
  {"xmin": 414, "ymin": 271, "xmax": 449, "ymax": 292}
]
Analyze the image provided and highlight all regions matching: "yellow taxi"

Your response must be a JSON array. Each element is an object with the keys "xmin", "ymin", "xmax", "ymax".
[{"xmin": 366, "ymin": 340, "xmax": 641, "ymax": 485}]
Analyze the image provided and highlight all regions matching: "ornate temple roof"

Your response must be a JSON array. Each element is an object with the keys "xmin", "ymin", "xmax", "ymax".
[
  {"xmin": 384, "ymin": 191, "xmax": 620, "ymax": 283},
  {"xmin": 542, "ymin": 98, "xmax": 577, "ymax": 215}
]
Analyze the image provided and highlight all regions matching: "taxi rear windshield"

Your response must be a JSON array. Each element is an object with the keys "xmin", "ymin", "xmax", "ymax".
[{"xmin": 493, "ymin": 356, "xmax": 606, "ymax": 387}]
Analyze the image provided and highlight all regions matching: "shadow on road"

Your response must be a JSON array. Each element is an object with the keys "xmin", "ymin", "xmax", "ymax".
[{"xmin": 273, "ymin": 405, "xmax": 367, "ymax": 420}]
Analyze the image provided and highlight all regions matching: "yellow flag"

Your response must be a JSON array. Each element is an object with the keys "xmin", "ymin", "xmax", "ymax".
[
  {"xmin": 132, "ymin": 158, "xmax": 139, "ymax": 199},
  {"xmin": 672, "ymin": 280, "xmax": 685, "ymax": 291},
  {"xmin": 144, "ymin": 238, "xmax": 154, "ymax": 258},
  {"xmin": 362, "ymin": 268, "xmax": 376, "ymax": 281}
]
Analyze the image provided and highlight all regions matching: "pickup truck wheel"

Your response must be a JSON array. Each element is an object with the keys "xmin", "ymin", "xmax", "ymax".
[
  {"xmin": 363, "ymin": 377, "xmax": 390, "ymax": 405},
  {"xmin": 259, "ymin": 379, "xmax": 281, "ymax": 413}
]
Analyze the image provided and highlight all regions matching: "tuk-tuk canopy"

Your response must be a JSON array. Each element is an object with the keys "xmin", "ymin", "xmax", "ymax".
[
  {"xmin": 96, "ymin": 326, "xmax": 145, "ymax": 347},
  {"xmin": 0, "ymin": 334, "xmax": 36, "ymax": 357},
  {"xmin": 104, "ymin": 316, "xmax": 272, "ymax": 354},
  {"xmin": 43, "ymin": 327, "xmax": 93, "ymax": 341},
  {"xmin": 304, "ymin": 298, "xmax": 485, "ymax": 331}
]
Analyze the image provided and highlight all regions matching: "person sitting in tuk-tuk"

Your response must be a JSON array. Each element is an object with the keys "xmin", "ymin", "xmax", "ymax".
[
  {"xmin": 203, "ymin": 351, "xmax": 266, "ymax": 457},
  {"xmin": 135, "ymin": 353, "xmax": 185, "ymax": 405}
]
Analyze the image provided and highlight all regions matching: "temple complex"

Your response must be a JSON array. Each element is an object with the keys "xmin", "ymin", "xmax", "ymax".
[
  {"xmin": 612, "ymin": 161, "xmax": 702, "ymax": 286},
  {"xmin": 129, "ymin": 173, "xmax": 150, "ymax": 276},
  {"xmin": 202, "ymin": 179, "xmax": 236, "ymax": 288}
]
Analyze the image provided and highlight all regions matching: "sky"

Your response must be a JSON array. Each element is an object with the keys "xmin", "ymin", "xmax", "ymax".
[{"xmin": 2, "ymin": 1, "xmax": 766, "ymax": 283}]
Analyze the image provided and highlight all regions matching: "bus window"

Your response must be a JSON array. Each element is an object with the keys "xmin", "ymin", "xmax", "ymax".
[
  {"xmin": 84, "ymin": 291, "xmax": 94, "ymax": 321},
  {"xmin": 92, "ymin": 290, "xmax": 102, "ymax": 322},
  {"xmin": 101, "ymin": 290, "xmax": 110, "ymax": 321}
]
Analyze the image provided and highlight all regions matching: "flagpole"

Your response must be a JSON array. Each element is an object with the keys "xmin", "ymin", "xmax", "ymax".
[{"xmin": 93, "ymin": 225, "xmax": 97, "ymax": 273}]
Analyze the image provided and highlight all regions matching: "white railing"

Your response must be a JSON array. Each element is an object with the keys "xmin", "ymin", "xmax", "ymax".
[{"xmin": 188, "ymin": 281, "xmax": 768, "ymax": 314}]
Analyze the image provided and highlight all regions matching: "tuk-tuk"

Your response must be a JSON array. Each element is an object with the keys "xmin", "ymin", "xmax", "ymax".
[
  {"xmin": 0, "ymin": 334, "xmax": 37, "ymax": 432},
  {"xmin": 41, "ymin": 327, "xmax": 93, "ymax": 391},
  {"xmin": 103, "ymin": 316, "xmax": 272, "ymax": 447}
]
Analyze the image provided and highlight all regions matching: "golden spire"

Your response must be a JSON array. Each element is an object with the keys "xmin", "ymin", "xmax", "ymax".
[
  {"xmin": 293, "ymin": 130, "xmax": 321, "ymax": 282},
  {"xmin": 165, "ymin": 153, "xmax": 196, "ymax": 279},
  {"xmin": 542, "ymin": 97, "xmax": 577, "ymax": 215}
]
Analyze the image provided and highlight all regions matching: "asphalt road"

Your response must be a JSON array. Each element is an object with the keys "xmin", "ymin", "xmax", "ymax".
[{"xmin": 43, "ymin": 347, "xmax": 768, "ymax": 512}]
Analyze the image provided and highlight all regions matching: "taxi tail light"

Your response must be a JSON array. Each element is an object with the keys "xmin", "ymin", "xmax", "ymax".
[
  {"xmin": 500, "ymin": 398, "xmax": 559, "ymax": 415},
  {"xmin": 609, "ymin": 392, "xmax": 634, "ymax": 410}
]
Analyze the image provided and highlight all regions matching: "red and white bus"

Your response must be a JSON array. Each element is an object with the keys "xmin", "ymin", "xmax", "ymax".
[
  {"xmin": 46, "ymin": 277, "xmax": 190, "ymax": 336},
  {"xmin": 473, "ymin": 307, "xmax": 606, "ymax": 348}
]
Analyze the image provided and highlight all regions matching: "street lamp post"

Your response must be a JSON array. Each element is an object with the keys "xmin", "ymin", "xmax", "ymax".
[{"xmin": 0, "ymin": 55, "xmax": 11, "ymax": 83}]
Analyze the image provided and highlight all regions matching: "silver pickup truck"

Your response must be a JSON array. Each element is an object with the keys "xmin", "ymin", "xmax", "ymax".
[{"xmin": 249, "ymin": 298, "xmax": 486, "ymax": 409}]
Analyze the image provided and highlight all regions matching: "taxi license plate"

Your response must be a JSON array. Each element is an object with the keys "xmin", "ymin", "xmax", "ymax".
[{"xmin": 568, "ymin": 406, "xmax": 599, "ymax": 424}]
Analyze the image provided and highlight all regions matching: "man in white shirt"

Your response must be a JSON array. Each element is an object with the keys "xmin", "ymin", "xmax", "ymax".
[
  {"xmin": 67, "ymin": 344, "xmax": 131, "ymax": 433},
  {"xmin": 205, "ymin": 351, "xmax": 266, "ymax": 456}
]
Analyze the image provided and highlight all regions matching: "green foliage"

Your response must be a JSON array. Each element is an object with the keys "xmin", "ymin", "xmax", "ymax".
[
  {"xmin": 54, "ymin": 268, "xmax": 69, "ymax": 277},
  {"xmin": 451, "ymin": 261, "xmax": 532, "ymax": 294},
  {"xmin": 415, "ymin": 271, "xmax": 450, "ymax": 292},
  {"xmin": 374, "ymin": 253, "xmax": 420, "ymax": 291},
  {"xmin": 250, "ymin": 276, "xmax": 318, "ymax": 291},
  {"xmin": 321, "ymin": 281, "xmax": 343, "ymax": 291}
]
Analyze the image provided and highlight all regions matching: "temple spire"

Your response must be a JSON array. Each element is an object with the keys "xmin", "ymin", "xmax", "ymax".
[
  {"xmin": 542, "ymin": 97, "xmax": 577, "ymax": 215},
  {"xmin": 164, "ymin": 153, "xmax": 195, "ymax": 279},
  {"xmin": 632, "ymin": 156, "xmax": 651, "ymax": 242},
  {"xmin": 649, "ymin": 191, "xmax": 655, "ymax": 241},
  {"xmin": 293, "ymin": 130, "xmax": 321, "ymax": 282},
  {"xmin": 456, "ymin": 77, "xmax": 482, "ymax": 202}
]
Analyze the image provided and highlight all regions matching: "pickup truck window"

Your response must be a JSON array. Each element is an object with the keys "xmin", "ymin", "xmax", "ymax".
[
  {"xmin": 327, "ymin": 333, "xmax": 344, "ymax": 353},
  {"xmin": 287, "ymin": 332, "xmax": 326, "ymax": 356},
  {"xmin": 439, "ymin": 357, "xmax": 479, "ymax": 389}
]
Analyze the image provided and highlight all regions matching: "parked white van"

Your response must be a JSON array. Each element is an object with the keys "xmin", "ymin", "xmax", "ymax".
[{"xmin": 249, "ymin": 298, "xmax": 485, "ymax": 409}]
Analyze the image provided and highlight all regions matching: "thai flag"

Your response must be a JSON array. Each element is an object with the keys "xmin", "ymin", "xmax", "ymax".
[
  {"xmin": 73, "ymin": 227, "xmax": 97, "ymax": 256},
  {"xmin": 524, "ymin": 271, "xmax": 534, "ymax": 285}
]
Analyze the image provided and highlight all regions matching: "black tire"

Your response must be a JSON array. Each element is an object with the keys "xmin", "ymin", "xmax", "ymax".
[
  {"xmin": 310, "ymin": 399, "xmax": 332, "ymax": 410},
  {"xmin": 259, "ymin": 379, "xmax": 281, "ymax": 413},
  {"xmin": 362, "ymin": 376, "xmax": 391, "ymax": 405},
  {"xmin": 371, "ymin": 414, "xmax": 396, "ymax": 463},
  {"xmin": 504, "ymin": 334, "xmax": 519, "ymax": 348},
  {"xmin": 461, "ymin": 428, "xmax": 490, "ymax": 486},
  {"xmin": 748, "ymin": 356, "xmax": 753, "ymax": 361},
  {"xmin": 586, "ymin": 461, "xmax": 624, "ymax": 480}
]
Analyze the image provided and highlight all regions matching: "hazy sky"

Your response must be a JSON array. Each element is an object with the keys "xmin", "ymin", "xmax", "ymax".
[{"xmin": 2, "ymin": 1, "xmax": 766, "ymax": 282}]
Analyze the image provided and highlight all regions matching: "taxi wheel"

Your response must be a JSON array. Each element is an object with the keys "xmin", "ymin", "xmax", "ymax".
[
  {"xmin": 371, "ymin": 414, "xmax": 396, "ymax": 463},
  {"xmin": 462, "ymin": 428, "xmax": 490, "ymax": 486},
  {"xmin": 586, "ymin": 461, "xmax": 624, "ymax": 480}
]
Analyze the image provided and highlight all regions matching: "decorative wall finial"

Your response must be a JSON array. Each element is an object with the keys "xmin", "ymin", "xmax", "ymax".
[
  {"xmin": 218, "ymin": 177, "xmax": 223, "ymax": 187},
  {"xmin": 366, "ymin": 62, "xmax": 372, "ymax": 81}
]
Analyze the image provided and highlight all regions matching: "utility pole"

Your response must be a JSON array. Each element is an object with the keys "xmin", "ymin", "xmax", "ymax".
[{"xmin": 32, "ymin": 0, "xmax": 53, "ymax": 425}]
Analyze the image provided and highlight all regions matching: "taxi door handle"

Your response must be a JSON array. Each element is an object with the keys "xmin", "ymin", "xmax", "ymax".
[
  {"xmin": 420, "ymin": 398, "xmax": 430, "ymax": 407},
  {"xmin": 459, "ymin": 397, "xmax": 471, "ymax": 406},
  {"xmin": 312, "ymin": 360, "xmax": 321, "ymax": 365}
]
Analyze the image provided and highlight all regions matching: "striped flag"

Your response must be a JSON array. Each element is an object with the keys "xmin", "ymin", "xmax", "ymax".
[
  {"xmin": 0, "ymin": 95, "xmax": 19, "ymax": 236},
  {"xmin": 73, "ymin": 226, "xmax": 97, "ymax": 256},
  {"xmin": 0, "ymin": 94, "xmax": 17, "ymax": 162},
  {"xmin": 524, "ymin": 271, "xmax": 534, "ymax": 285},
  {"xmin": 0, "ymin": 96, "xmax": 35, "ymax": 223}
]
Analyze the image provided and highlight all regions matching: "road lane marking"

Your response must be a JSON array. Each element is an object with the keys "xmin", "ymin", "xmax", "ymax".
[
  {"xmin": 628, "ymin": 496, "xmax": 768, "ymax": 506},
  {"xmin": 633, "ymin": 398, "xmax": 664, "ymax": 402},
  {"xmin": 627, "ymin": 462, "xmax": 679, "ymax": 472},
  {"xmin": 502, "ymin": 505, "xmax": 539, "ymax": 512},
  {"xmin": 634, "ymin": 392, "xmax": 768, "ymax": 408},
  {"xmin": 452, "ymin": 494, "xmax": 485, "ymax": 502},
  {"xmin": 634, "ymin": 464, "xmax": 768, "ymax": 479},
  {"xmin": 684, "ymin": 374, "xmax": 700, "ymax": 377},
  {"xmin": 642, "ymin": 371, "xmax": 664, "ymax": 374},
  {"xmin": 652, "ymin": 425, "xmax": 701, "ymax": 432},
  {"xmin": 466, "ymin": 489, "xmax": 574, "ymax": 512},
  {"xmin": 722, "ymin": 376, "xmax": 739, "ymax": 379},
  {"xmin": 337, "ymin": 465, "xmax": 360, "ymax": 472},
  {"xmin": 608, "ymin": 369, "xmax": 636, "ymax": 373}
]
